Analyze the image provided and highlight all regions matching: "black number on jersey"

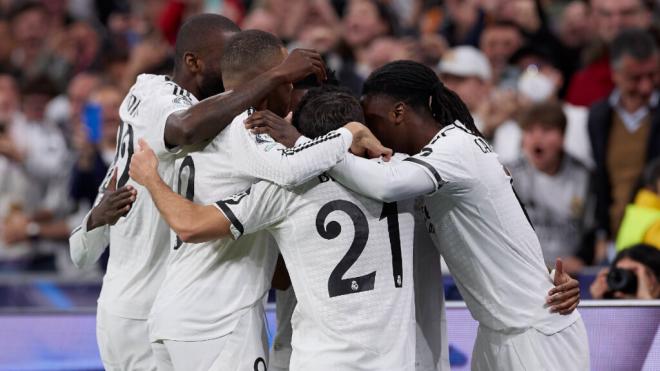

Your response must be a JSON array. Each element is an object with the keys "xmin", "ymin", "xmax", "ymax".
[
  {"xmin": 316, "ymin": 200, "xmax": 404, "ymax": 298},
  {"xmin": 253, "ymin": 357, "xmax": 267, "ymax": 371},
  {"xmin": 380, "ymin": 202, "xmax": 403, "ymax": 287},
  {"xmin": 115, "ymin": 122, "xmax": 135, "ymax": 188},
  {"xmin": 173, "ymin": 155, "xmax": 196, "ymax": 249}
]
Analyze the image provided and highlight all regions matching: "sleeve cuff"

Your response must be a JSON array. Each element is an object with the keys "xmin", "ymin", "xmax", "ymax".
[
  {"xmin": 336, "ymin": 127, "xmax": 353, "ymax": 151},
  {"xmin": 213, "ymin": 202, "xmax": 244, "ymax": 240}
]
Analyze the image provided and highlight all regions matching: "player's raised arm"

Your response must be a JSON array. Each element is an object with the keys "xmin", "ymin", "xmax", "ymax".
[
  {"xmin": 69, "ymin": 168, "xmax": 137, "ymax": 268},
  {"xmin": 239, "ymin": 112, "xmax": 392, "ymax": 188},
  {"xmin": 128, "ymin": 139, "xmax": 231, "ymax": 243},
  {"xmin": 163, "ymin": 49, "xmax": 327, "ymax": 148}
]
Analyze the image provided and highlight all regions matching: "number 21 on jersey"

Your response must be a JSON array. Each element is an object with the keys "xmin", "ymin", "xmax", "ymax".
[{"xmin": 316, "ymin": 200, "xmax": 403, "ymax": 298}]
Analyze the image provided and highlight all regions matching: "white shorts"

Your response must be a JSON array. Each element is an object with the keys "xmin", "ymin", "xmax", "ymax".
[
  {"xmin": 152, "ymin": 305, "xmax": 269, "ymax": 371},
  {"xmin": 472, "ymin": 316, "xmax": 590, "ymax": 371},
  {"xmin": 96, "ymin": 306, "xmax": 156, "ymax": 371}
]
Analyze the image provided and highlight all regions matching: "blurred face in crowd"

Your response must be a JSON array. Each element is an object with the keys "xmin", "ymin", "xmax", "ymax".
[
  {"xmin": 613, "ymin": 52, "xmax": 659, "ymax": 112},
  {"xmin": 590, "ymin": 0, "xmax": 651, "ymax": 42},
  {"xmin": 611, "ymin": 257, "xmax": 660, "ymax": 299},
  {"xmin": 298, "ymin": 26, "xmax": 340, "ymax": 55},
  {"xmin": 22, "ymin": 93, "xmax": 51, "ymax": 122},
  {"xmin": 10, "ymin": 6, "xmax": 48, "ymax": 57},
  {"xmin": 89, "ymin": 87, "xmax": 122, "ymax": 146},
  {"xmin": 440, "ymin": 74, "xmax": 489, "ymax": 112},
  {"xmin": 479, "ymin": 25, "xmax": 522, "ymax": 74},
  {"xmin": 0, "ymin": 75, "xmax": 19, "ymax": 120},
  {"xmin": 343, "ymin": 0, "xmax": 389, "ymax": 48},
  {"xmin": 522, "ymin": 123, "xmax": 564, "ymax": 175},
  {"xmin": 559, "ymin": 1, "xmax": 592, "ymax": 48},
  {"xmin": 364, "ymin": 37, "xmax": 412, "ymax": 71},
  {"xmin": 68, "ymin": 74, "xmax": 101, "ymax": 123},
  {"xmin": 241, "ymin": 8, "xmax": 279, "ymax": 35}
]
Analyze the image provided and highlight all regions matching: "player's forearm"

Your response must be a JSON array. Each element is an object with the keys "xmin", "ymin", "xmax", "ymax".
[
  {"xmin": 330, "ymin": 154, "xmax": 436, "ymax": 202},
  {"xmin": 143, "ymin": 175, "xmax": 230, "ymax": 243},
  {"xmin": 164, "ymin": 69, "xmax": 286, "ymax": 146}
]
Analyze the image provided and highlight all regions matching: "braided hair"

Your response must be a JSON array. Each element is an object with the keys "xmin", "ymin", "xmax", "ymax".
[{"xmin": 362, "ymin": 60, "xmax": 484, "ymax": 138}]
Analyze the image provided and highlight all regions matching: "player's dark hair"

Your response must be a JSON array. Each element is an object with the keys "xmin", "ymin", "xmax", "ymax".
[
  {"xmin": 220, "ymin": 30, "xmax": 284, "ymax": 80},
  {"xmin": 174, "ymin": 13, "xmax": 240, "ymax": 72},
  {"xmin": 610, "ymin": 28, "xmax": 657, "ymax": 69},
  {"xmin": 293, "ymin": 85, "xmax": 364, "ymax": 138},
  {"xmin": 362, "ymin": 60, "xmax": 483, "ymax": 137}
]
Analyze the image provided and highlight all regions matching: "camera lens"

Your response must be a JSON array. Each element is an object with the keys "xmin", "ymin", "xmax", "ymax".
[{"xmin": 606, "ymin": 268, "xmax": 638, "ymax": 295}]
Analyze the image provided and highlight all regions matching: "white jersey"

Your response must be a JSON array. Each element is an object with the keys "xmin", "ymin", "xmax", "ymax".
[
  {"xmin": 148, "ymin": 110, "xmax": 353, "ymax": 342},
  {"xmin": 70, "ymin": 74, "xmax": 199, "ymax": 319},
  {"xmin": 405, "ymin": 121, "xmax": 579, "ymax": 334},
  {"xmin": 216, "ymin": 176, "xmax": 416, "ymax": 371}
]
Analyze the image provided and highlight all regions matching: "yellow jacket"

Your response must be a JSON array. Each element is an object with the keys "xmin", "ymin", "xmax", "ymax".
[{"xmin": 616, "ymin": 189, "xmax": 660, "ymax": 251}]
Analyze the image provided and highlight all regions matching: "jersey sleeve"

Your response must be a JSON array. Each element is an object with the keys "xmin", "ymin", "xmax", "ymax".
[
  {"xmin": 329, "ymin": 153, "xmax": 437, "ymax": 203},
  {"xmin": 140, "ymin": 84, "xmax": 197, "ymax": 160},
  {"xmin": 213, "ymin": 181, "xmax": 291, "ymax": 239},
  {"xmin": 230, "ymin": 113, "xmax": 352, "ymax": 188}
]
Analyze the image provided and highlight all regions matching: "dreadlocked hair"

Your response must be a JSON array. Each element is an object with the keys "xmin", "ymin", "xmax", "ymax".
[{"xmin": 362, "ymin": 60, "xmax": 484, "ymax": 138}]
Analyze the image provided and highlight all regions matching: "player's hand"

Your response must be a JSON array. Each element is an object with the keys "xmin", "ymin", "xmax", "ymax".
[
  {"xmin": 129, "ymin": 139, "xmax": 160, "ymax": 187},
  {"xmin": 547, "ymin": 258, "xmax": 580, "ymax": 315},
  {"xmin": 87, "ymin": 167, "xmax": 137, "ymax": 230},
  {"xmin": 244, "ymin": 110, "xmax": 302, "ymax": 148},
  {"xmin": 344, "ymin": 122, "xmax": 393, "ymax": 160},
  {"xmin": 271, "ymin": 48, "xmax": 327, "ymax": 83}
]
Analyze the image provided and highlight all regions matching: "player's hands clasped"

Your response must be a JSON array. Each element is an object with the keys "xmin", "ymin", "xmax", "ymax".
[
  {"xmin": 244, "ymin": 110, "xmax": 301, "ymax": 147},
  {"xmin": 271, "ymin": 48, "xmax": 327, "ymax": 83},
  {"xmin": 129, "ymin": 139, "xmax": 160, "ymax": 187},
  {"xmin": 87, "ymin": 167, "xmax": 137, "ymax": 230},
  {"xmin": 546, "ymin": 258, "xmax": 580, "ymax": 315},
  {"xmin": 343, "ymin": 122, "xmax": 393, "ymax": 160}
]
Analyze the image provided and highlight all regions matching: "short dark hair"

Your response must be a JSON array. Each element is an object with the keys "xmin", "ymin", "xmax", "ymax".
[
  {"xmin": 220, "ymin": 30, "xmax": 284, "ymax": 83},
  {"xmin": 519, "ymin": 101, "xmax": 567, "ymax": 133},
  {"xmin": 610, "ymin": 28, "xmax": 658, "ymax": 69},
  {"xmin": 8, "ymin": 1, "xmax": 46, "ymax": 22},
  {"xmin": 612, "ymin": 244, "xmax": 660, "ymax": 282},
  {"xmin": 174, "ymin": 13, "xmax": 240, "ymax": 71},
  {"xmin": 292, "ymin": 86, "xmax": 364, "ymax": 138}
]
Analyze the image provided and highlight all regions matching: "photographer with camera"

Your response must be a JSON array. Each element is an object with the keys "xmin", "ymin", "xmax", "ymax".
[{"xmin": 590, "ymin": 244, "xmax": 660, "ymax": 299}]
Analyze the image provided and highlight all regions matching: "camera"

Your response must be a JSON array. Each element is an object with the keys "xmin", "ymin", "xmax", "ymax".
[{"xmin": 606, "ymin": 268, "xmax": 638, "ymax": 295}]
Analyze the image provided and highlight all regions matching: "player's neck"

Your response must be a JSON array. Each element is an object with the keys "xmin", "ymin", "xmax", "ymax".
[
  {"xmin": 171, "ymin": 71, "xmax": 201, "ymax": 100},
  {"xmin": 409, "ymin": 118, "xmax": 440, "ymax": 154}
]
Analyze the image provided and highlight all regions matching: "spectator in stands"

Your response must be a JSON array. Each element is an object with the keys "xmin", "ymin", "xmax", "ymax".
[
  {"xmin": 437, "ymin": 46, "xmax": 494, "ymax": 135},
  {"xmin": 590, "ymin": 243, "xmax": 660, "ymax": 299},
  {"xmin": 566, "ymin": 0, "xmax": 653, "ymax": 107},
  {"xmin": 336, "ymin": 0, "xmax": 396, "ymax": 94},
  {"xmin": 508, "ymin": 101, "xmax": 593, "ymax": 273},
  {"xmin": 479, "ymin": 21, "xmax": 523, "ymax": 87},
  {"xmin": 588, "ymin": 29, "xmax": 660, "ymax": 259},
  {"xmin": 617, "ymin": 159, "xmax": 660, "ymax": 250},
  {"xmin": 0, "ymin": 74, "xmax": 30, "ymax": 269},
  {"xmin": 440, "ymin": 0, "xmax": 485, "ymax": 47}
]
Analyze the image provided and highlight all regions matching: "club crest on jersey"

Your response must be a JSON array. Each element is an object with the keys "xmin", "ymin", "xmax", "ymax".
[{"xmin": 173, "ymin": 95, "xmax": 193, "ymax": 107}]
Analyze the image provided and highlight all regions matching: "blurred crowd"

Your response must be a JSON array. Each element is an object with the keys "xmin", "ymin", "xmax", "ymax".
[{"xmin": 0, "ymin": 0, "xmax": 658, "ymax": 298}]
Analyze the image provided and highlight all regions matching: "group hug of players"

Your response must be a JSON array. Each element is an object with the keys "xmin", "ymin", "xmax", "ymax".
[{"xmin": 69, "ymin": 13, "xmax": 590, "ymax": 371}]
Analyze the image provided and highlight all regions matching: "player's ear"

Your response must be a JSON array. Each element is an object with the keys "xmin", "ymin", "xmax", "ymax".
[
  {"xmin": 392, "ymin": 102, "xmax": 406, "ymax": 126},
  {"xmin": 184, "ymin": 52, "xmax": 202, "ymax": 73}
]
